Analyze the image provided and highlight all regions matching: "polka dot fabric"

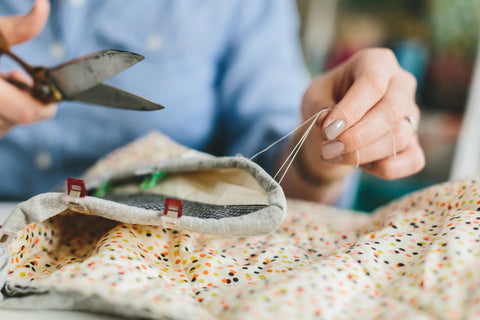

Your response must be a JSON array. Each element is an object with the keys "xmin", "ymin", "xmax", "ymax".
[
  {"xmin": 3, "ymin": 133, "xmax": 480, "ymax": 319},
  {"xmin": 4, "ymin": 177, "xmax": 480, "ymax": 319},
  {"xmin": 82, "ymin": 131, "xmax": 208, "ymax": 180}
]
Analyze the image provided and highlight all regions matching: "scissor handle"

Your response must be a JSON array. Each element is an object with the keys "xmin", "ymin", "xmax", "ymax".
[
  {"xmin": 5, "ymin": 68, "xmax": 63, "ymax": 104},
  {"xmin": 31, "ymin": 67, "xmax": 63, "ymax": 103},
  {"xmin": 0, "ymin": 29, "xmax": 62, "ymax": 104}
]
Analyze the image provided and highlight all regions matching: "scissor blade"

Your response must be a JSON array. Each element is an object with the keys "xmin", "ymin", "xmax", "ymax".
[
  {"xmin": 47, "ymin": 49, "xmax": 144, "ymax": 98},
  {"xmin": 71, "ymin": 83, "xmax": 165, "ymax": 111}
]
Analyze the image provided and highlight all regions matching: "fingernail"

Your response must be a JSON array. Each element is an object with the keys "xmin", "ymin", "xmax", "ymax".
[
  {"xmin": 322, "ymin": 141, "xmax": 345, "ymax": 159},
  {"xmin": 325, "ymin": 119, "xmax": 345, "ymax": 140}
]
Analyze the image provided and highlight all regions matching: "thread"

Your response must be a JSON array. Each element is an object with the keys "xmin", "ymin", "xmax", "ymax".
[
  {"xmin": 336, "ymin": 105, "xmax": 351, "ymax": 124},
  {"xmin": 273, "ymin": 110, "xmax": 325, "ymax": 184},
  {"xmin": 353, "ymin": 119, "xmax": 397, "ymax": 168},
  {"xmin": 250, "ymin": 110, "xmax": 397, "ymax": 184},
  {"xmin": 249, "ymin": 110, "xmax": 327, "ymax": 161},
  {"xmin": 251, "ymin": 109, "xmax": 329, "ymax": 185}
]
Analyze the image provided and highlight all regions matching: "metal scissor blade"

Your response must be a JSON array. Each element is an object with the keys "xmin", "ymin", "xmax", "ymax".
[
  {"xmin": 71, "ymin": 83, "xmax": 165, "ymax": 111},
  {"xmin": 47, "ymin": 49, "xmax": 144, "ymax": 98}
]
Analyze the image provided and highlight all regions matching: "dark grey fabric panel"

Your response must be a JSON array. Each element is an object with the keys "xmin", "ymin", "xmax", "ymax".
[{"xmin": 100, "ymin": 193, "xmax": 268, "ymax": 219}]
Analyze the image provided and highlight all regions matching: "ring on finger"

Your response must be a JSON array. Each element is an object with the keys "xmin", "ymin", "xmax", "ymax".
[{"xmin": 404, "ymin": 115, "xmax": 418, "ymax": 133}]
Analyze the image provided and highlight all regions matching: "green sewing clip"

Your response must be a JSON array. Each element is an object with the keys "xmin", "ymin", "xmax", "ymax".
[
  {"xmin": 140, "ymin": 170, "xmax": 166, "ymax": 190},
  {"xmin": 93, "ymin": 181, "xmax": 110, "ymax": 197}
]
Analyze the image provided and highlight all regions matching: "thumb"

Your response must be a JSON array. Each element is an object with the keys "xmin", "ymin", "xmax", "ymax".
[{"xmin": 0, "ymin": 0, "xmax": 50, "ymax": 46}]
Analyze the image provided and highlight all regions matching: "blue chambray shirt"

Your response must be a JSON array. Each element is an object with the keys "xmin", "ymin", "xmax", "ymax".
[{"xmin": 0, "ymin": 0, "xmax": 309, "ymax": 200}]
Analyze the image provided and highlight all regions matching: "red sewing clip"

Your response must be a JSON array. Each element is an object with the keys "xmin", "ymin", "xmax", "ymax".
[
  {"xmin": 66, "ymin": 177, "xmax": 87, "ymax": 198},
  {"xmin": 163, "ymin": 198, "xmax": 183, "ymax": 230}
]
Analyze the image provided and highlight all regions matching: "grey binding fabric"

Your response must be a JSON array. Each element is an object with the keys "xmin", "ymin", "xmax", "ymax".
[
  {"xmin": 0, "ymin": 133, "xmax": 287, "ymax": 317},
  {"xmin": 0, "ymin": 156, "xmax": 286, "ymax": 237}
]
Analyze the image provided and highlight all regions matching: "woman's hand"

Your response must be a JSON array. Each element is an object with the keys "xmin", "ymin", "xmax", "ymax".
[
  {"xmin": 0, "ymin": 0, "xmax": 56, "ymax": 138},
  {"xmin": 281, "ymin": 48, "xmax": 425, "ymax": 203},
  {"xmin": 300, "ymin": 48, "xmax": 424, "ymax": 181}
]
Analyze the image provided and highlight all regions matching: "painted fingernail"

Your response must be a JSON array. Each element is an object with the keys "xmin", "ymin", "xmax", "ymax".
[
  {"xmin": 322, "ymin": 141, "xmax": 345, "ymax": 159},
  {"xmin": 325, "ymin": 119, "xmax": 345, "ymax": 140}
]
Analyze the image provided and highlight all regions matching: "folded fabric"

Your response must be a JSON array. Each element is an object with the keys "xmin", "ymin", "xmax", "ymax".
[
  {"xmin": 0, "ymin": 132, "xmax": 286, "ymax": 318},
  {"xmin": 0, "ymin": 132, "xmax": 286, "ymax": 238},
  {"xmin": 1, "ymin": 132, "xmax": 480, "ymax": 320}
]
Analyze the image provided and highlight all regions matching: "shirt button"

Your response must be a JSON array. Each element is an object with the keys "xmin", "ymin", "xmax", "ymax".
[
  {"xmin": 146, "ymin": 34, "xmax": 163, "ymax": 52},
  {"xmin": 35, "ymin": 152, "xmax": 53, "ymax": 170},
  {"xmin": 68, "ymin": 0, "xmax": 85, "ymax": 8},
  {"xmin": 49, "ymin": 42, "xmax": 66, "ymax": 60}
]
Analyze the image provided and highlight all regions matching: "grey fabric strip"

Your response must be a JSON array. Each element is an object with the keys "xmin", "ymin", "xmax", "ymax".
[{"xmin": 100, "ymin": 193, "xmax": 268, "ymax": 219}]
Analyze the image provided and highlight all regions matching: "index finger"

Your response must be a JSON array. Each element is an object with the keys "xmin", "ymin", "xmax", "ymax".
[{"xmin": 323, "ymin": 49, "xmax": 399, "ymax": 140}]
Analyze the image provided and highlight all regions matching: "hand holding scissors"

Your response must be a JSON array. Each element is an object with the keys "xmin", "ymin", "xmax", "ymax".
[{"xmin": 0, "ymin": 0, "xmax": 163, "ymax": 138}]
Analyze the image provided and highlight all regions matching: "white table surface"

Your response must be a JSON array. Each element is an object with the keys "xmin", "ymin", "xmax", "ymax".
[{"xmin": 0, "ymin": 202, "xmax": 119, "ymax": 320}]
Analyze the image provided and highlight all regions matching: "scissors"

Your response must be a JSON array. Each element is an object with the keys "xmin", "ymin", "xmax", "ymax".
[{"xmin": 0, "ymin": 31, "xmax": 164, "ymax": 111}]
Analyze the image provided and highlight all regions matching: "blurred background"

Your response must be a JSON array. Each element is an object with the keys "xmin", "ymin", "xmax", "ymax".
[{"xmin": 296, "ymin": 0, "xmax": 480, "ymax": 211}]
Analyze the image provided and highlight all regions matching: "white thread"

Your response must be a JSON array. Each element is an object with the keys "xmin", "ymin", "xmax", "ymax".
[
  {"xmin": 249, "ymin": 111, "xmax": 321, "ymax": 161},
  {"xmin": 273, "ymin": 111, "xmax": 322, "ymax": 184},
  {"xmin": 251, "ymin": 110, "xmax": 398, "ymax": 182},
  {"xmin": 250, "ymin": 109, "xmax": 330, "ymax": 185},
  {"xmin": 353, "ymin": 119, "xmax": 397, "ymax": 168},
  {"xmin": 363, "ymin": 119, "xmax": 397, "ymax": 159},
  {"xmin": 336, "ymin": 105, "xmax": 351, "ymax": 123}
]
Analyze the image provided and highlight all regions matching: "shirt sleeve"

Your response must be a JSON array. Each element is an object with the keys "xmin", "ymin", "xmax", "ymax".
[{"xmin": 211, "ymin": 0, "xmax": 309, "ymax": 174}]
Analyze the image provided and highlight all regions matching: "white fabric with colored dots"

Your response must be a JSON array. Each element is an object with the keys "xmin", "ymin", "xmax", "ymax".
[{"xmin": 1, "ymin": 132, "xmax": 480, "ymax": 319}]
